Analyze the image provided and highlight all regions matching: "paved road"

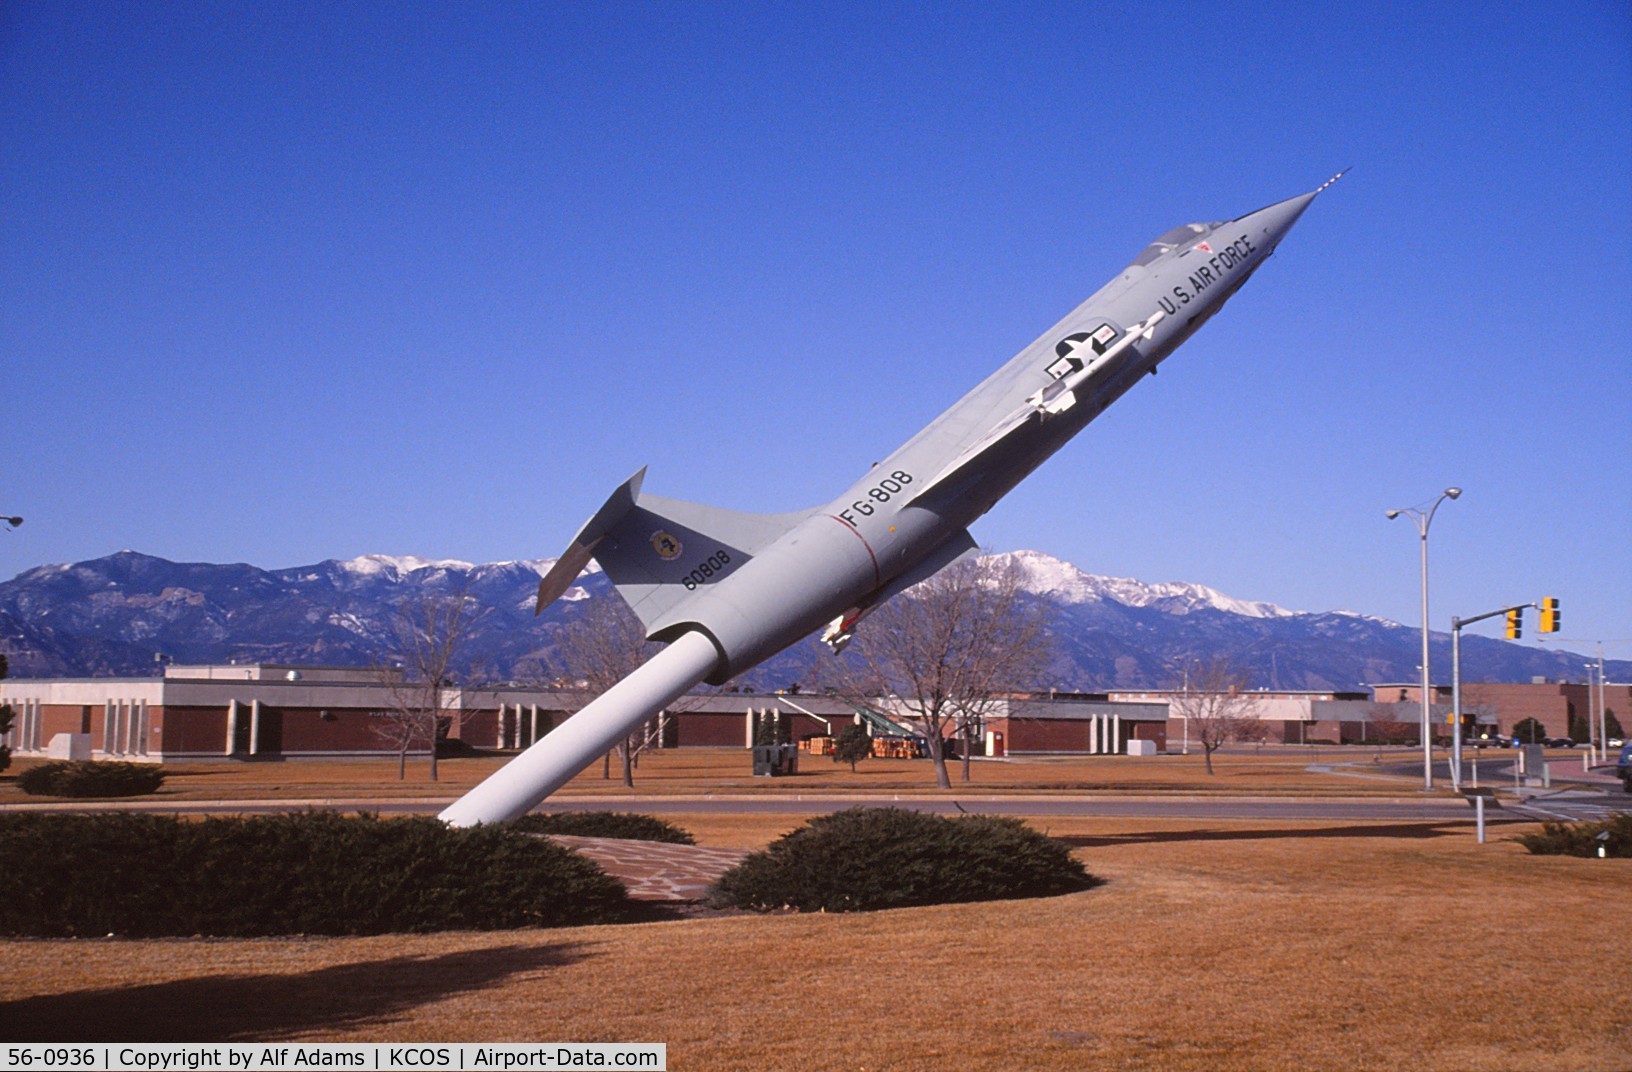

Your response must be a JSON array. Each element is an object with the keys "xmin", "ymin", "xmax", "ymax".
[
  {"xmin": 1501, "ymin": 792, "xmax": 1630, "ymax": 823},
  {"xmin": 1369, "ymin": 753, "xmax": 1630, "ymax": 823},
  {"xmin": 3, "ymin": 793, "xmax": 1586, "ymax": 824}
]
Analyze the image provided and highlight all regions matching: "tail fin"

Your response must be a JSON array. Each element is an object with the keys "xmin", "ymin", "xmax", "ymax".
[{"xmin": 535, "ymin": 469, "xmax": 815, "ymax": 632}]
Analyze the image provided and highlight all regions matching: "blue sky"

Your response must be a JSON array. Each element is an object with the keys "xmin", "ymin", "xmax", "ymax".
[{"xmin": 4, "ymin": 1, "xmax": 1629, "ymax": 657}]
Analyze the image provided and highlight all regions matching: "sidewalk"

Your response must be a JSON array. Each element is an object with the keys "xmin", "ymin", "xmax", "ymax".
[{"xmin": 544, "ymin": 834, "xmax": 747, "ymax": 901}]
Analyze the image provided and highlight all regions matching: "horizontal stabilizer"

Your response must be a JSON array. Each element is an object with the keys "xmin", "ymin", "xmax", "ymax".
[{"xmin": 534, "ymin": 469, "xmax": 817, "ymax": 633}]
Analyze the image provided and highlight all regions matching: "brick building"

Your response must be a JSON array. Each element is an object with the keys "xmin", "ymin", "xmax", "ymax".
[
  {"xmin": 1106, "ymin": 688, "xmax": 1375, "ymax": 745},
  {"xmin": 1369, "ymin": 680, "xmax": 1628, "ymax": 742},
  {"xmin": 985, "ymin": 694, "xmax": 1169, "ymax": 754},
  {"xmin": 2, "ymin": 664, "xmax": 494, "ymax": 761},
  {"xmin": 0, "ymin": 664, "xmax": 1175, "ymax": 761}
]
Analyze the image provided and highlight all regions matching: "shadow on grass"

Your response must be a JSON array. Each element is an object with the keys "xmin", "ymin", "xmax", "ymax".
[
  {"xmin": 1, "ymin": 942, "xmax": 593, "ymax": 1042},
  {"xmin": 1052, "ymin": 821, "xmax": 1520, "ymax": 848}
]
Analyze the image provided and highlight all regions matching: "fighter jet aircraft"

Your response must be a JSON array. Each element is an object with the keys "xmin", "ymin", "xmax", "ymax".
[{"xmin": 440, "ymin": 176, "xmax": 1342, "ymax": 826}]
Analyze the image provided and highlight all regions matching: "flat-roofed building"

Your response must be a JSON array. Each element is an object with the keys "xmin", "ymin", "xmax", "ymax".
[
  {"xmin": 984, "ymin": 693, "xmax": 1169, "ymax": 754},
  {"xmin": 1368, "ymin": 680, "xmax": 1627, "ymax": 742},
  {"xmin": 1107, "ymin": 688, "xmax": 1376, "ymax": 745},
  {"xmin": 1, "ymin": 666, "xmax": 1177, "ymax": 761},
  {"xmin": 3, "ymin": 663, "xmax": 491, "ymax": 762}
]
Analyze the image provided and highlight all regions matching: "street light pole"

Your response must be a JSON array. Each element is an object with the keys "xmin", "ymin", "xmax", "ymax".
[
  {"xmin": 1388, "ymin": 487, "xmax": 1461, "ymax": 791},
  {"xmin": 1584, "ymin": 657, "xmax": 1599, "ymax": 764},
  {"xmin": 1451, "ymin": 616, "xmax": 1463, "ymax": 790},
  {"xmin": 1596, "ymin": 645, "xmax": 1607, "ymax": 763},
  {"xmin": 1538, "ymin": 638, "xmax": 1631, "ymax": 762}
]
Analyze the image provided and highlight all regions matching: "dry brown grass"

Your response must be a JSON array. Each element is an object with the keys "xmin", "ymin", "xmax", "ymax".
[
  {"xmin": 3, "ymin": 812, "xmax": 1626, "ymax": 1070},
  {"xmin": 0, "ymin": 745, "xmax": 1454, "ymax": 804}
]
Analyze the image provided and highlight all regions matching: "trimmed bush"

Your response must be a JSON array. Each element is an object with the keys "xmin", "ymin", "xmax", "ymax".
[
  {"xmin": 1515, "ymin": 813, "xmax": 1632, "ymax": 858},
  {"xmin": 508, "ymin": 811, "xmax": 695, "ymax": 845},
  {"xmin": 0, "ymin": 812, "xmax": 631, "ymax": 937},
  {"xmin": 17, "ymin": 760, "xmax": 165, "ymax": 798},
  {"xmin": 708, "ymin": 807, "xmax": 1096, "ymax": 912}
]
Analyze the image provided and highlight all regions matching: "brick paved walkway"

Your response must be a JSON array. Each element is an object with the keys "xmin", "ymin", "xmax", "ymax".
[{"xmin": 547, "ymin": 835, "xmax": 749, "ymax": 902}]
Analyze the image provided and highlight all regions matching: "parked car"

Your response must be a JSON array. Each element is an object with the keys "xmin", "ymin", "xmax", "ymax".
[
  {"xmin": 1617, "ymin": 741, "xmax": 1632, "ymax": 794},
  {"xmin": 1544, "ymin": 737, "xmax": 1576, "ymax": 749}
]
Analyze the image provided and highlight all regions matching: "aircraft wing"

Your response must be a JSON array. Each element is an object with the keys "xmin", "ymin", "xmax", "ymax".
[{"xmin": 907, "ymin": 309, "xmax": 1165, "ymax": 503}]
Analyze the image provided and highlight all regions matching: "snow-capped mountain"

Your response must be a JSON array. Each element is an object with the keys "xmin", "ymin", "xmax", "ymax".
[
  {"xmin": 993, "ymin": 550, "xmax": 1298, "ymax": 619},
  {"xmin": 0, "ymin": 550, "xmax": 1621, "ymax": 690}
]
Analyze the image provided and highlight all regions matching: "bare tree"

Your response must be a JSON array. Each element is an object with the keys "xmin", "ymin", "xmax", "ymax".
[
  {"xmin": 544, "ymin": 592, "xmax": 674, "ymax": 788},
  {"xmin": 372, "ymin": 587, "xmax": 486, "ymax": 782},
  {"xmin": 370, "ymin": 669, "xmax": 431, "ymax": 780},
  {"xmin": 840, "ymin": 555, "xmax": 1051, "ymax": 789},
  {"xmin": 1166, "ymin": 657, "xmax": 1263, "ymax": 775},
  {"xmin": 1360, "ymin": 702, "xmax": 1417, "ymax": 747}
]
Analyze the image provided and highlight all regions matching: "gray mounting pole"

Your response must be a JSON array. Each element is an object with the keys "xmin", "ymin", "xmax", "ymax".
[
  {"xmin": 1418, "ymin": 524, "xmax": 1432, "ymax": 789},
  {"xmin": 1451, "ymin": 600, "xmax": 1537, "ymax": 792},
  {"xmin": 1451, "ymin": 617, "xmax": 1463, "ymax": 791},
  {"xmin": 440, "ymin": 630, "xmax": 720, "ymax": 826},
  {"xmin": 1387, "ymin": 488, "xmax": 1461, "ymax": 791}
]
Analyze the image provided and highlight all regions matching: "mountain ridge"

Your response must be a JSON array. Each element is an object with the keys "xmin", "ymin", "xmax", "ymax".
[{"xmin": 1, "ymin": 549, "xmax": 1621, "ymax": 690}]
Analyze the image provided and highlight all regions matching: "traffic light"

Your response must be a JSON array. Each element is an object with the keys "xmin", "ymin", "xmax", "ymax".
[
  {"xmin": 1505, "ymin": 608, "xmax": 1523, "ymax": 640},
  {"xmin": 1539, "ymin": 597, "xmax": 1560, "ymax": 633}
]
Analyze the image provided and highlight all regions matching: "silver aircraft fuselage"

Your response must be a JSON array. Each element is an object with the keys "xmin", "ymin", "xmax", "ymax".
[
  {"xmin": 648, "ymin": 187, "xmax": 1324, "ymax": 679},
  {"xmin": 440, "ymin": 182, "xmax": 1333, "ymax": 825}
]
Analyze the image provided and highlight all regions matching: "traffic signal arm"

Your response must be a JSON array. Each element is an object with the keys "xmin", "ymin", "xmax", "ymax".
[{"xmin": 1453, "ymin": 601, "xmax": 1544, "ymax": 638}]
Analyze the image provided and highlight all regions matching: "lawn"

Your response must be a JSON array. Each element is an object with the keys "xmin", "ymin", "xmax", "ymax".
[
  {"xmin": 0, "ymin": 744, "xmax": 1476, "ymax": 804},
  {"xmin": 2, "ymin": 812, "xmax": 1626, "ymax": 1071}
]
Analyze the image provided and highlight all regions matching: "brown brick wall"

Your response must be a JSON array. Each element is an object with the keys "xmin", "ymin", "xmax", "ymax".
[
  {"xmin": 35, "ymin": 704, "xmax": 95, "ymax": 747},
  {"xmin": 1459, "ymin": 684, "xmax": 1572, "ymax": 737},
  {"xmin": 1004, "ymin": 718, "xmax": 1092, "ymax": 752},
  {"xmin": 1382, "ymin": 683, "xmax": 1630, "ymax": 740},
  {"xmin": 275, "ymin": 708, "xmax": 401, "ymax": 751},
  {"xmin": 457, "ymin": 710, "xmax": 501, "ymax": 747},
  {"xmin": 160, "ymin": 706, "xmax": 227, "ymax": 754},
  {"xmin": 1129, "ymin": 722, "xmax": 1168, "ymax": 750},
  {"xmin": 674, "ymin": 712, "xmax": 748, "ymax": 747}
]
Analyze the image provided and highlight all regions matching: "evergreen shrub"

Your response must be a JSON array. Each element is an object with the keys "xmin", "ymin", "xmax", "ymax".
[
  {"xmin": 1511, "ymin": 718, "xmax": 1549, "ymax": 744},
  {"xmin": 1515, "ymin": 813, "xmax": 1632, "ymax": 858},
  {"xmin": 708, "ymin": 806, "xmax": 1096, "ymax": 912},
  {"xmin": 17, "ymin": 761, "xmax": 165, "ymax": 798},
  {"xmin": 0, "ymin": 812, "xmax": 631, "ymax": 937},
  {"xmin": 508, "ymin": 811, "xmax": 696, "ymax": 844}
]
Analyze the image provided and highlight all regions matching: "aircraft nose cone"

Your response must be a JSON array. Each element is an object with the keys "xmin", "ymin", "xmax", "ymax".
[{"xmin": 1237, "ymin": 190, "xmax": 1318, "ymax": 252}]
